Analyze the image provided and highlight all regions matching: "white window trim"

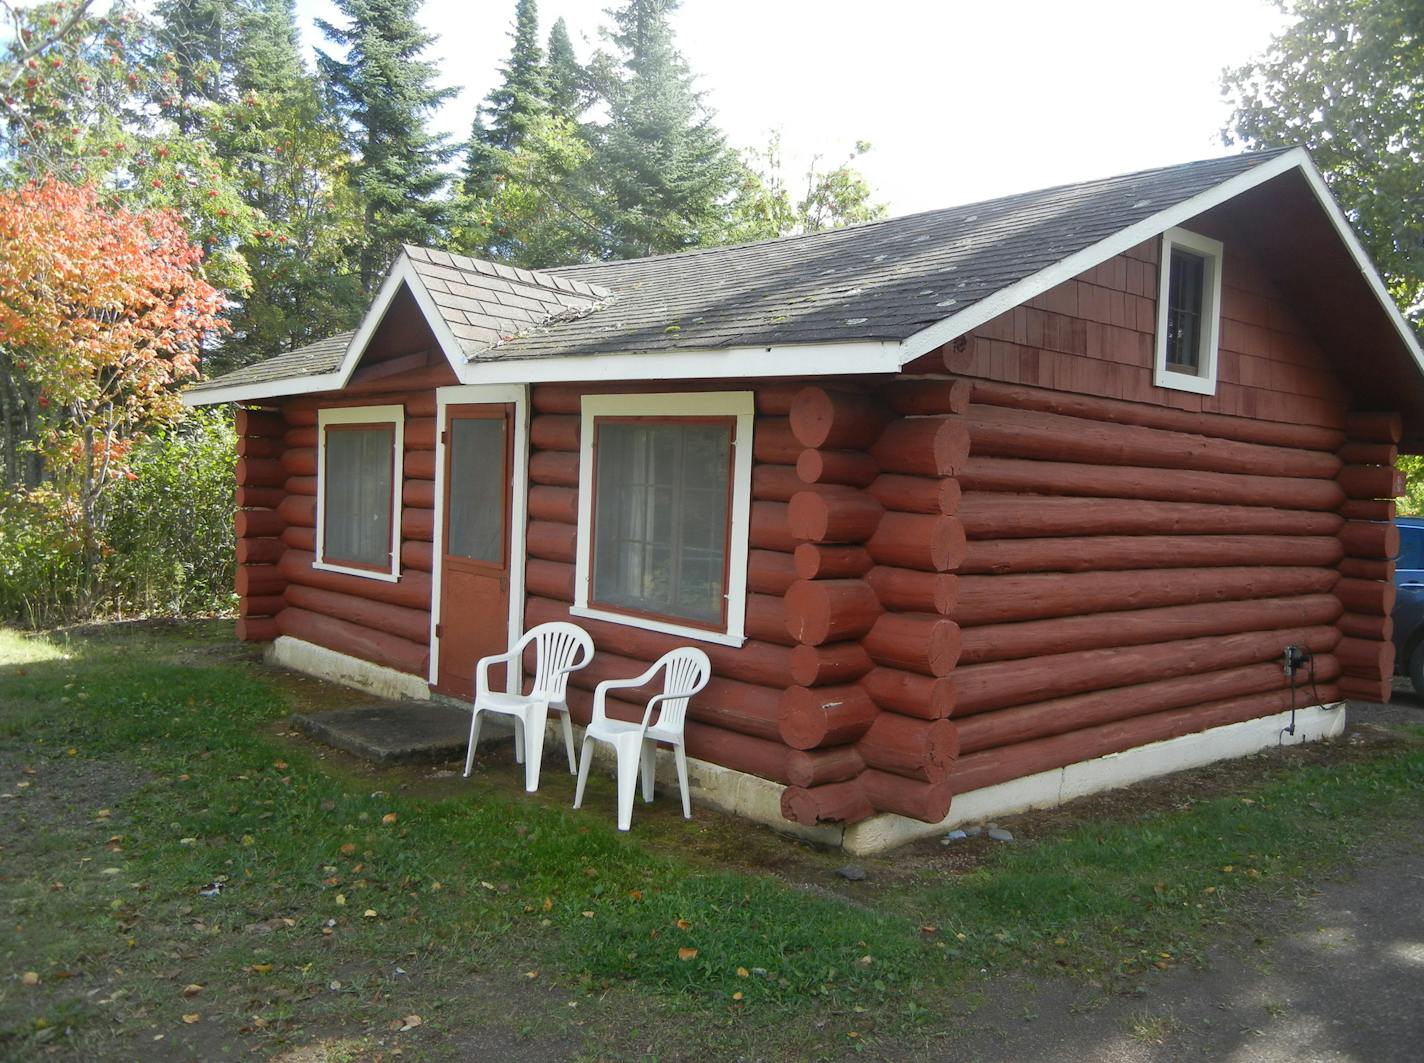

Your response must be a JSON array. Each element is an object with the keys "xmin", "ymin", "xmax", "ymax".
[
  {"xmin": 574, "ymin": 391, "xmax": 754, "ymax": 648},
  {"xmin": 1153, "ymin": 226, "xmax": 1224, "ymax": 396},
  {"xmin": 314, "ymin": 404, "xmax": 405, "ymax": 582}
]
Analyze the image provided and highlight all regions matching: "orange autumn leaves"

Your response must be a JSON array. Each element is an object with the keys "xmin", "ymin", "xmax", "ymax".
[{"xmin": 0, "ymin": 177, "xmax": 225, "ymax": 465}]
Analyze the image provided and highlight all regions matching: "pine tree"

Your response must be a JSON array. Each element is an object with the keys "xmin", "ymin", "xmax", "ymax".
[
  {"xmin": 210, "ymin": 0, "xmax": 365, "ymax": 369},
  {"xmin": 589, "ymin": 0, "xmax": 742, "ymax": 258},
  {"xmin": 317, "ymin": 0, "xmax": 456, "ymax": 291},
  {"xmin": 545, "ymin": 16, "xmax": 583, "ymax": 121},
  {"xmin": 463, "ymin": 0, "xmax": 547, "ymax": 204},
  {"xmin": 152, "ymin": 0, "xmax": 236, "ymax": 133},
  {"xmin": 483, "ymin": 0, "xmax": 547, "ymax": 153}
]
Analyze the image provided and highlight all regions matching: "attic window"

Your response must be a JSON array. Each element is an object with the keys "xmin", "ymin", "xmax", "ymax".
[{"xmin": 1153, "ymin": 227, "xmax": 1223, "ymax": 396}]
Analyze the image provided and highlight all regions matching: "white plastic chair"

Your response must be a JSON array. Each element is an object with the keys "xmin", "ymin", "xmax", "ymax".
[
  {"xmin": 463, "ymin": 622, "xmax": 593, "ymax": 792},
  {"xmin": 573, "ymin": 647, "xmax": 711, "ymax": 831}
]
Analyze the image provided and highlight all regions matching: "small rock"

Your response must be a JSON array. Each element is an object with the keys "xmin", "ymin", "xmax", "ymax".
[
  {"xmin": 836, "ymin": 864, "xmax": 867, "ymax": 882},
  {"xmin": 941, "ymin": 829, "xmax": 968, "ymax": 845},
  {"xmin": 987, "ymin": 828, "xmax": 1014, "ymax": 842},
  {"xmin": 963, "ymin": 825, "xmax": 983, "ymax": 837}
]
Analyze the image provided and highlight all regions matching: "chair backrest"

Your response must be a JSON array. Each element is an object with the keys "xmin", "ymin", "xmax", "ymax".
[
  {"xmin": 520, "ymin": 622, "xmax": 593, "ymax": 702},
  {"xmin": 648, "ymin": 647, "xmax": 711, "ymax": 735}
]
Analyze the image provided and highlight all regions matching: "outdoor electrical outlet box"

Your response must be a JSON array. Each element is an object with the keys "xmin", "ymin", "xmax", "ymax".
[{"xmin": 1283, "ymin": 645, "xmax": 1311, "ymax": 676}]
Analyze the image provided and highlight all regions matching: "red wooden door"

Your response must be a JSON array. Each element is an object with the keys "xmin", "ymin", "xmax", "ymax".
[{"xmin": 435, "ymin": 403, "xmax": 514, "ymax": 698}]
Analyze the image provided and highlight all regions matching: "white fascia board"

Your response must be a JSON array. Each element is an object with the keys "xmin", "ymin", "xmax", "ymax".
[
  {"xmin": 897, "ymin": 147, "xmax": 1323, "ymax": 364},
  {"xmin": 333, "ymin": 255, "xmax": 472, "ymax": 384},
  {"xmin": 1291, "ymin": 157, "xmax": 1424, "ymax": 376},
  {"xmin": 182, "ymin": 372, "xmax": 344, "ymax": 407},
  {"xmin": 456, "ymin": 339, "xmax": 905, "ymax": 385},
  {"xmin": 181, "ymin": 254, "xmax": 474, "ymax": 408}
]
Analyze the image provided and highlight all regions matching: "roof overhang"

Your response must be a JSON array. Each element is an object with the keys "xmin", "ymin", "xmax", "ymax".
[{"xmin": 188, "ymin": 148, "xmax": 1424, "ymax": 421}]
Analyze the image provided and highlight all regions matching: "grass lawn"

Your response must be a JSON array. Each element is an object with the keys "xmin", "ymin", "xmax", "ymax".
[{"xmin": 2, "ymin": 620, "xmax": 1422, "ymax": 1060}]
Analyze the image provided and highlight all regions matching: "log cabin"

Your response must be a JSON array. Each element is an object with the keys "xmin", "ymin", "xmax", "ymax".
[{"xmin": 186, "ymin": 148, "xmax": 1424, "ymax": 852}]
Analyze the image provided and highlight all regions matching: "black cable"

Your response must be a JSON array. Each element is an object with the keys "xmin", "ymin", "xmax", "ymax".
[{"xmin": 1283, "ymin": 653, "xmax": 1298, "ymax": 742}]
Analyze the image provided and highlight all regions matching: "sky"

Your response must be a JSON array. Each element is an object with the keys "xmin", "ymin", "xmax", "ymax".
[{"xmin": 292, "ymin": 0, "xmax": 1295, "ymax": 217}]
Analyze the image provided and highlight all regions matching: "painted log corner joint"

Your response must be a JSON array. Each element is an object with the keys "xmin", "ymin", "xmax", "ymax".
[{"xmin": 212, "ymin": 150, "xmax": 1424, "ymax": 845}]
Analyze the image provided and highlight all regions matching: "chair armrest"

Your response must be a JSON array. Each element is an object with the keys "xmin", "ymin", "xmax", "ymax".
[{"xmin": 474, "ymin": 648, "xmax": 520, "ymax": 700}]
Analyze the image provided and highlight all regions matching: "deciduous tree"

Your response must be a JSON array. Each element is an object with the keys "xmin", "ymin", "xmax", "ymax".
[
  {"xmin": 0, "ymin": 178, "xmax": 226, "ymax": 581},
  {"xmin": 1224, "ymin": 0, "xmax": 1424, "ymax": 321}
]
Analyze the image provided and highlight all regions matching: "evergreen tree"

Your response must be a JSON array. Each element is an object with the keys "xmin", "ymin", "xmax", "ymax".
[
  {"xmin": 545, "ymin": 16, "xmax": 583, "ymax": 121},
  {"xmin": 483, "ymin": 0, "xmax": 547, "ymax": 153},
  {"xmin": 317, "ymin": 0, "xmax": 456, "ymax": 291},
  {"xmin": 588, "ymin": 0, "xmax": 742, "ymax": 258},
  {"xmin": 463, "ymin": 0, "xmax": 547, "ymax": 206},
  {"xmin": 456, "ymin": 0, "xmax": 601, "ymax": 266},
  {"xmin": 209, "ymin": 0, "xmax": 365, "ymax": 369},
  {"xmin": 152, "ymin": 0, "xmax": 236, "ymax": 133}
]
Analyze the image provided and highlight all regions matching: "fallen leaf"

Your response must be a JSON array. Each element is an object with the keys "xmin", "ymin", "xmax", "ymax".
[
  {"xmin": 542, "ymin": 897, "xmax": 553, "ymax": 912},
  {"xmin": 524, "ymin": 970, "xmax": 539, "ymax": 979},
  {"xmin": 736, "ymin": 967, "xmax": 749, "ymax": 978},
  {"xmin": 675, "ymin": 918, "xmax": 691, "ymax": 930},
  {"xmin": 363, "ymin": 909, "xmax": 378, "ymax": 919},
  {"xmin": 732, "ymin": 991, "xmax": 744, "ymax": 1001},
  {"xmin": 334, "ymin": 894, "xmax": 346, "ymax": 906},
  {"xmin": 273, "ymin": 760, "xmax": 288, "ymax": 770},
  {"xmin": 677, "ymin": 947, "xmax": 698, "ymax": 962},
  {"xmin": 627, "ymin": 889, "xmax": 643, "ymax": 901},
  {"xmin": 381, "ymin": 813, "xmax": 398, "ymax": 825},
  {"xmin": 181, "ymin": 1013, "xmax": 200, "ymax": 1024},
  {"xmin": 22, "ymin": 971, "xmax": 39, "ymax": 986},
  {"xmin": 340, "ymin": 843, "xmax": 356, "ymax": 855},
  {"xmin": 581, "ymin": 910, "xmax": 594, "ymax": 919},
  {"xmin": 399, "ymin": 1014, "xmax": 421, "ymax": 1031},
  {"xmin": 181, "ymin": 984, "xmax": 203, "ymax": 997},
  {"xmin": 247, "ymin": 964, "xmax": 273, "ymax": 974}
]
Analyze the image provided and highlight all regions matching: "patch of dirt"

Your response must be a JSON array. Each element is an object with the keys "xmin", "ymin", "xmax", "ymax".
[{"xmin": 0, "ymin": 747, "xmax": 149, "ymax": 845}]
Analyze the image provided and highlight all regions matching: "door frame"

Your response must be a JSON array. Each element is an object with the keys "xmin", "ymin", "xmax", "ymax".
[{"xmin": 429, "ymin": 384, "xmax": 530, "ymax": 693}]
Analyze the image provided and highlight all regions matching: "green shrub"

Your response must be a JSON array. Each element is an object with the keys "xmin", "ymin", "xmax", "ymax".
[
  {"xmin": 0, "ymin": 486, "xmax": 88, "ymax": 628},
  {"xmin": 103, "ymin": 407, "xmax": 237, "ymax": 618},
  {"xmin": 0, "ymin": 408, "xmax": 236, "ymax": 626}
]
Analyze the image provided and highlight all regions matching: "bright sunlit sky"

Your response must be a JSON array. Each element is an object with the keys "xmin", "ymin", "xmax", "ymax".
[{"xmin": 295, "ymin": 0, "xmax": 1294, "ymax": 216}]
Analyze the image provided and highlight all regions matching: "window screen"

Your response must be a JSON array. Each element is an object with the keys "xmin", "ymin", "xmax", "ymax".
[
  {"xmin": 1165, "ymin": 248, "xmax": 1206, "ymax": 372},
  {"xmin": 592, "ymin": 419, "xmax": 731, "ymax": 626},
  {"xmin": 445, "ymin": 415, "xmax": 506, "ymax": 563},
  {"xmin": 322, "ymin": 425, "xmax": 394, "ymax": 569}
]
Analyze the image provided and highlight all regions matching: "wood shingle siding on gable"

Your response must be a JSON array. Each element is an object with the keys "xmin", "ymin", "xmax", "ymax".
[{"xmin": 949, "ymin": 229, "xmax": 1345, "ymax": 428}]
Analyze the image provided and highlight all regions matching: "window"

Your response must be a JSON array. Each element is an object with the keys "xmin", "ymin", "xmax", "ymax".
[
  {"xmin": 574, "ymin": 392, "xmax": 754, "ymax": 646},
  {"xmin": 315, "ymin": 405, "xmax": 404, "ymax": 581},
  {"xmin": 1153, "ymin": 227, "xmax": 1223, "ymax": 396}
]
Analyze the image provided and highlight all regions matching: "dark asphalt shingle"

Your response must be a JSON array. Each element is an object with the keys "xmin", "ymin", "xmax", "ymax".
[{"xmin": 190, "ymin": 150, "xmax": 1290, "ymax": 394}]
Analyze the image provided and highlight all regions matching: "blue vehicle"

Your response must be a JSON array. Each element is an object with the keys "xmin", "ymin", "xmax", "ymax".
[{"xmin": 1393, "ymin": 517, "xmax": 1424, "ymax": 694}]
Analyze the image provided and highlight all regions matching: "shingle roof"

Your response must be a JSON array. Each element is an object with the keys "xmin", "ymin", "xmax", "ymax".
[
  {"xmin": 402, "ymin": 245, "xmax": 609, "ymax": 356},
  {"xmin": 483, "ymin": 150, "xmax": 1290, "ymax": 360},
  {"xmin": 191, "ymin": 330, "xmax": 354, "ymax": 393},
  {"xmin": 191, "ymin": 149, "xmax": 1292, "ymax": 394}
]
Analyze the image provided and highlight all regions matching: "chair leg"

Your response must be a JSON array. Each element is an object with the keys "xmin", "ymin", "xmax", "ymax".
[
  {"xmin": 559, "ymin": 710, "xmax": 577, "ymax": 774},
  {"xmin": 640, "ymin": 738, "xmax": 656, "ymax": 803},
  {"xmin": 573, "ymin": 735, "xmax": 594, "ymax": 809},
  {"xmin": 463, "ymin": 708, "xmax": 484, "ymax": 777},
  {"xmin": 615, "ymin": 739, "xmax": 641, "ymax": 831},
  {"xmin": 674, "ymin": 743, "xmax": 691, "ymax": 819},
  {"xmin": 522, "ymin": 705, "xmax": 549, "ymax": 793}
]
